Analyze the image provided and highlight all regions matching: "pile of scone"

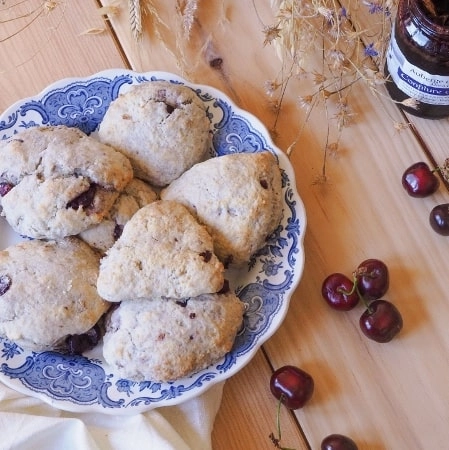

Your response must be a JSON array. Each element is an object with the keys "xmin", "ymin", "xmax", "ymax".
[{"xmin": 0, "ymin": 80, "xmax": 283, "ymax": 382}]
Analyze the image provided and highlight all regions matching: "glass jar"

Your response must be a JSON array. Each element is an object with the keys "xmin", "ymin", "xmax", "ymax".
[{"xmin": 385, "ymin": 0, "xmax": 449, "ymax": 118}]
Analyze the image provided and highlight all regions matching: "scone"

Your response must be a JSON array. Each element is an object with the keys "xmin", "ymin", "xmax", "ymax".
[
  {"xmin": 0, "ymin": 237, "xmax": 110, "ymax": 351},
  {"xmin": 0, "ymin": 125, "xmax": 133, "ymax": 239},
  {"xmin": 97, "ymin": 200, "xmax": 225, "ymax": 301},
  {"xmin": 79, "ymin": 178, "xmax": 158, "ymax": 253},
  {"xmin": 161, "ymin": 151, "xmax": 283, "ymax": 265},
  {"xmin": 98, "ymin": 80, "xmax": 210, "ymax": 186},
  {"xmin": 102, "ymin": 292, "xmax": 244, "ymax": 382}
]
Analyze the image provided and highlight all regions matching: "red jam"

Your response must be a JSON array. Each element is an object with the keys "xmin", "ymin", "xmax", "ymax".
[{"xmin": 385, "ymin": 0, "xmax": 449, "ymax": 118}]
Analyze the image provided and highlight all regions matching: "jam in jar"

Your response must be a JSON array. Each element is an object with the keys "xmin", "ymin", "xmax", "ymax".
[{"xmin": 385, "ymin": 0, "xmax": 449, "ymax": 118}]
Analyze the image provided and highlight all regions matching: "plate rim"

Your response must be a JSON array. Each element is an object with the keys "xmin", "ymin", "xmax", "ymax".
[{"xmin": 0, "ymin": 68, "xmax": 307, "ymax": 414}]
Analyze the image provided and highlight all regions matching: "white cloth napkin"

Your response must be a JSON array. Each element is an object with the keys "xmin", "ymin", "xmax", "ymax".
[{"xmin": 0, "ymin": 381, "xmax": 223, "ymax": 450}]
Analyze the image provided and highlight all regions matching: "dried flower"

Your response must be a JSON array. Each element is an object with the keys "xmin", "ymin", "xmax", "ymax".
[
  {"xmin": 364, "ymin": 1, "xmax": 387, "ymax": 15},
  {"xmin": 364, "ymin": 43, "xmax": 379, "ymax": 57},
  {"xmin": 44, "ymin": 1, "xmax": 59, "ymax": 13},
  {"xmin": 298, "ymin": 95, "xmax": 314, "ymax": 109},
  {"xmin": 312, "ymin": 71, "xmax": 327, "ymax": 85},
  {"xmin": 401, "ymin": 98, "xmax": 420, "ymax": 109},
  {"xmin": 255, "ymin": 0, "xmax": 398, "ymax": 181},
  {"xmin": 265, "ymin": 80, "xmax": 281, "ymax": 96},
  {"xmin": 334, "ymin": 99, "xmax": 355, "ymax": 130},
  {"xmin": 263, "ymin": 25, "xmax": 282, "ymax": 46},
  {"xmin": 393, "ymin": 121, "xmax": 410, "ymax": 132}
]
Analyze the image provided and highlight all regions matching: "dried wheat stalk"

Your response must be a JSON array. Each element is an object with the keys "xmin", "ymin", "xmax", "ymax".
[
  {"xmin": 179, "ymin": 0, "xmax": 199, "ymax": 39},
  {"xmin": 129, "ymin": 0, "xmax": 142, "ymax": 40}
]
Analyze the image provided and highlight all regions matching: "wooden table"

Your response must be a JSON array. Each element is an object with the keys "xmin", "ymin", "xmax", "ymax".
[{"xmin": 1, "ymin": 1, "xmax": 449, "ymax": 449}]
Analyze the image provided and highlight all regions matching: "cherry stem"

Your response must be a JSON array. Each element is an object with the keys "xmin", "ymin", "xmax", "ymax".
[
  {"xmin": 337, "ymin": 272, "xmax": 374, "ymax": 313},
  {"xmin": 269, "ymin": 394, "xmax": 296, "ymax": 450}
]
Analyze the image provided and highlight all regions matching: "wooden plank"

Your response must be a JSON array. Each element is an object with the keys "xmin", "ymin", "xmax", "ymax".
[{"xmin": 0, "ymin": 0, "xmax": 126, "ymax": 113}]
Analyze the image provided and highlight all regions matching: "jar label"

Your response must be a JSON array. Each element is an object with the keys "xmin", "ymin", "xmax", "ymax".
[{"xmin": 387, "ymin": 32, "xmax": 449, "ymax": 105}]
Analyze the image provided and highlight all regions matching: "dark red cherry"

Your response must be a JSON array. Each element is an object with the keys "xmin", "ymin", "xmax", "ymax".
[
  {"xmin": 429, "ymin": 203, "xmax": 449, "ymax": 236},
  {"xmin": 356, "ymin": 259, "xmax": 389, "ymax": 301},
  {"xmin": 65, "ymin": 324, "xmax": 103, "ymax": 355},
  {"xmin": 270, "ymin": 365, "xmax": 314, "ymax": 410},
  {"xmin": 0, "ymin": 182, "xmax": 13, "ymax": 197},
  {"xmin": 321, "ymin": 434, "xmax": 359, "ymax": 450},
  {"xmin": 321, "ymin": 273, "xmax": 359, "ymax": 311},
  {"xmin": 66, "ymin": 183, "xmax": 97, "ymax": 211},
  {"xmin": 359, "ymin": 300, "xmax": 403, "ymax": 343},
  {"xmin": 113, "ymin": 223, "xmax": 124, "ymax": 240},
  {"xmin": 402, "ymin": 162, "xmax": 439, "ymax": 197},
  {"xmin": 0, "ymin": 275, "xmax": 11, "ymax": 296}
]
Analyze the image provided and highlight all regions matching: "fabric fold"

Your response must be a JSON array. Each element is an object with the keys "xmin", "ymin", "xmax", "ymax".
[{"xmin": 0, "ymin": 381, "xmax": 223, "ymax": 450}]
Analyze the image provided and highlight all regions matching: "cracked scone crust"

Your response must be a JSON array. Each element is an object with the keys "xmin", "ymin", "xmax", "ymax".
[
  {"xmin": 0, "ymin": 125, "xmax": 133, "ymax": 239},
  {"xmin": 97, "ymin": 200, "xmax": 224, "ymax": 301},
  {"xmin": 0, "ymin": 237, "xmax": 110, "ymax": 351},
  {"xmin": 79, "ymin": 178, "xmax": 158, "ymax": 253},
  {"xmin": 161, "ymin": 151, "xmax": 284, "ymax": 265},
  {"xmin": 98, "ymin": 80, "xmax": 210, "ymax": 186},
  {"xmin": 102, "ymin": 292, "xmax": 244, "ymax": 382}
]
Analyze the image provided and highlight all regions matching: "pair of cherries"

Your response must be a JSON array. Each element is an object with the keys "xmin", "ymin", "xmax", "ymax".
[{"xmin": 402, "ymin": 161, "xmax": 449, "ymax": 235}]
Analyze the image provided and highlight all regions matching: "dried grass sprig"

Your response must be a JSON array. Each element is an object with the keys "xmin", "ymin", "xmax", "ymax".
[
  {"xmin": 260, "ymin": 0, "xmax": 403, "ymax": 181},
  {"xmin": 0, "ymin": 0, "xmax": 60, "ymax": 44},
  {"xmin": 0, "ymin": 0, "xmax": 67, "ymax": 72},
  {"xmin": 178, "ymin": 0, "xmax": 199, "ymax": 39}
]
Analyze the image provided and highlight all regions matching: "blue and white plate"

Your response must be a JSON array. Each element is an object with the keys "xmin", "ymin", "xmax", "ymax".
[{"xmin": 0, "ymin": 70, "xmax": 306, "ymax": 414}]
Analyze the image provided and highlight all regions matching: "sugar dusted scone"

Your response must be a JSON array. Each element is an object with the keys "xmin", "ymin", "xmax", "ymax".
[
  {"xmin": 0, "ymin": 237, "xmax": 110, "ymax": 351},
  {"xmin": 0, "ymin": 125, "xmax": 133, "ymax": 239},
  {"xmin": 161, "ymin": 151, "xmax": 283, "ymax": 265},
  {"xmin": 79, "ymin": 178, "xmax": 158, "ymax": 253},
  {"xmin": 98, "ymin": 80, "xmax": 210, "ymax": 187},
  {"xmin": 102, "ymin": 292, "xmax": 244, "ymax": 382},
  {"xmin": 97, "ymin": 200, "xmax": 225, "ymax": 301}
]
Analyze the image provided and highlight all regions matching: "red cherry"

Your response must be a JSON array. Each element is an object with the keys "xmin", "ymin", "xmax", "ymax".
[
  {"xmin": 359, "ymin": 300, "xmax": 403, "ymax": 343},
  {"xmin": 402, "ymin": 161, "xmax": 439, "ymax": 197},
  {"xmin": 356, "ymin": 259, "xmax": 389, "ymax": 301},
  {"xmin": 321, "ymin": 434, "xmax": 359, "ymax": 450},
  {"xmin": 0, "ymin": 182, "xmax": 13, "ymax": 197},
  {"xmin": 321, "ymin": 273, "xmax": 359, "ymax": 311},
  {"xmin": 270, "ymin": 365, "xmax": 314, "ymax": 410},
  {"xmin": 429, "ymin": 203, "xmax": 449, "ymax": 236}
]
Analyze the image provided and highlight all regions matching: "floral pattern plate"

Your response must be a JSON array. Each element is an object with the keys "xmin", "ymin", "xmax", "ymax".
[{"xmin": 0, "ymin": 69, "xmax": 306, "ymax": 414}]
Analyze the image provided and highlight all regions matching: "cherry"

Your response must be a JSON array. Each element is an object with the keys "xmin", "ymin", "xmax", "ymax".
[
  {"xmin": 270, "ymin": 365, "xmax": 314, "ymax": 410},
  {"xmin": 66, "ymin": 183, "xmax": 97, "ymax": 211},
  {"xmin": 321, "ymin": 273, "xmax": 359, "ymax": 311},
  {"xmin": 0, "ymin": 275, "xmax": 11, "ymax": 296},
  {"xmin": 356, "ymin": 258, "xmax": 389, "ymax": 301},
  {"xmin": 402, "ymin": 161, "xmax": 439, "ymax": 197},
  {"xmin": 321, "ymin": 434, "xmax": 359, "ymax": 450},
  {"xmin": 429, "ymin": 203, "xmax": 449, "ymax": 236},
  {"xmin": 64, "ymin": 324, "xmax": 103, "ymax": 355},
  {"xmin": 359, "ymin": 299, "xmax": 403, "ymax": 343},
  {"xmin": 0, "ymin": 182, "xmax": 13, "ymax": 197}
]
